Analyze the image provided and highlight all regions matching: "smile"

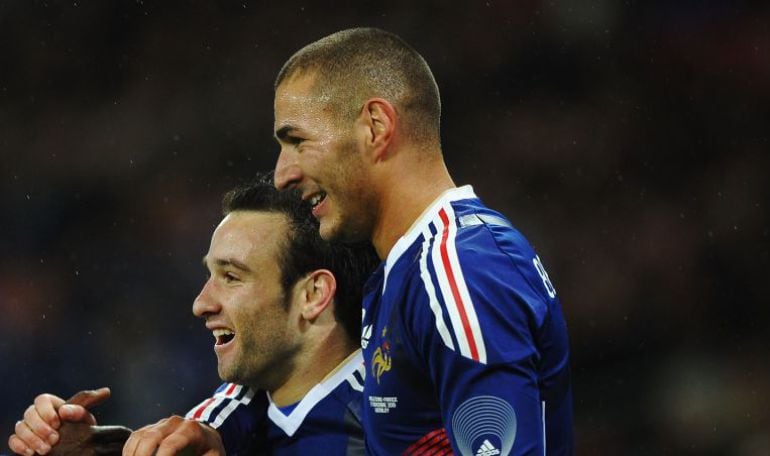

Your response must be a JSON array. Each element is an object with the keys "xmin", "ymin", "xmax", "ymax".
[
  {"xmin": 309, "ymin": 192, "xmax": 327, "ymax": 209},
  {"xmin": 213, "ymin": 328, "xmax": 235, "ymax": 346}
]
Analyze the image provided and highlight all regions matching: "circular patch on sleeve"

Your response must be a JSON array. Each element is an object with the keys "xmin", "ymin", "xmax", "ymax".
[{"xmin": 451, "ymin": 395, "xmax": 517, "ymax": 456}]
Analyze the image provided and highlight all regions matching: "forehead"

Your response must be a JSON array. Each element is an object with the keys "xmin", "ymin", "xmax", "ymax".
[
  {"xmin": 209, "ymin": 211, "xmax": 288, "ymax": 264},
  {"xmin": 274, "ymin": 74, "xmax": 332, "ymax": 126},
  {"xmin": 275, "ymin": 72, "xmax": 319, "ymax": 104}
]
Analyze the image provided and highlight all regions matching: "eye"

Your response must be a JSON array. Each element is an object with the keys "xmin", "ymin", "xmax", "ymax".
[
  {"xmin": 287, "ymin": 135, "xmax": 305, "ymax": 146},
  {"xmin": 223, "ymin": 272, "xmax": 240, "ymax": 283}
]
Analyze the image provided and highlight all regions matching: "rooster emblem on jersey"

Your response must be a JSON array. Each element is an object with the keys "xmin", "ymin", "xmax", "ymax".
[{"xmin": 371, "ymin": 326, "xmax": 392, "ymax": 384}]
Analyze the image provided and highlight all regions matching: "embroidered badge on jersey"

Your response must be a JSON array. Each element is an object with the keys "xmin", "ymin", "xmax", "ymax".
[{"xmin": 370, "ymin": 326, "xmax": 392, "ymax": 384}]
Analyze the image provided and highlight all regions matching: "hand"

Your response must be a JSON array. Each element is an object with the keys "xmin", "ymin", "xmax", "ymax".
[
  {"xmin": 46, "ymin": 423, "xmax": 132, "ymax": 456},
  {"xmin": 122, "ymin": 415, "xmax": 225, "ymax": 456},
  {"xmin": 8, "ymin": 388, "xmax": 111, "ymax": 456}
]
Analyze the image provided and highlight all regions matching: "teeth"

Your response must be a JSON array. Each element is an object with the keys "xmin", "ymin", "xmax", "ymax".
[
  {"xmin": 213, "ymin": 328, "xmax": 234, "ymax": 344},
  {"xmin": 309, "ymin": 192, "xmax": 325, "ymax": 207}
]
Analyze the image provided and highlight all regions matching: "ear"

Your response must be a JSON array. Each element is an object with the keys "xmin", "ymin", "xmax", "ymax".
[
  {"xmin": 298, "ymin": 269, "xmax": 337, "ymax": 321},
  {"xmin": 359, "ymin": 98, "xmax": 397, "ymax": 161}
]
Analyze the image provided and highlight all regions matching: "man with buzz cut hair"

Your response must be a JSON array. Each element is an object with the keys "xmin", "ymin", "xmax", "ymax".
[
  {"xmin": 274, "ymin": 27, "xmax": 574, "ymax": 455},
  {"xmin": 8, "ymin": 174, "xmax": 378, "ymax": 456},
  {"xmin": 273, "ymin": 28, "xmax": 441, "ymax": 146}
]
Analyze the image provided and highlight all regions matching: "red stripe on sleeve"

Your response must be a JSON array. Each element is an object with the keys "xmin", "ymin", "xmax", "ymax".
[
  {"xmin": 225, "ymin": 383, "xmax": 238, "ymax": 396},
  {"xmin": 192, "ymin": 397, "xmax": 216, "ymax": 420},
  {"xmin": 404, "ymin": 427, "xmax": 453, "ymax": 455},
  {"xmin": 438, "ymin": 208, "xmax": 480, "ymax": 361}
]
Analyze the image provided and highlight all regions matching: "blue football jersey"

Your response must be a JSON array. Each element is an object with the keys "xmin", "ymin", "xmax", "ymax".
[
  {"xmin": 186, "ymin": 351, "xmax": 366, "ymax": 455},
  {"xmin": 361, "ymin": 186, "xmax": 573, "ymax": 455}
]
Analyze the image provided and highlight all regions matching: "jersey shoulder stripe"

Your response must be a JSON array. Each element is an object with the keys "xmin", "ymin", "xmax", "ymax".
[
  {"xmin": 419, "ymin": 223, "xmax": 455, "ymax": 351},
  {"xmin": 209, "ymin": 388, "xmax": 256, "ymax": 428},
  {"xmin": 424, "ymin": 202, "xmax": 487, "ymax": 363},
  {"xmin": 346, "ymin": 359, "xmax": 365, "ymax": 392},
  {"xmin": 186, "ymin": 383, "xmax": 254, "ymax": 427}
]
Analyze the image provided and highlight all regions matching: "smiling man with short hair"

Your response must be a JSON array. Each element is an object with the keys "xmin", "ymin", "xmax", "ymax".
[
  {"xmin": 273, "ymin": 28, "xmax": 574, "ymax": 455},
  {"xmin": 8, "ymin": 176, "xmax": 378, "ymax": 456}
]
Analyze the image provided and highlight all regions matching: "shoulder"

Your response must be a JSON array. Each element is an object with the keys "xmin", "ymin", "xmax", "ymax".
[
  {"xmin": 416, "ymin": 199, "xmax": 558, "ymax": 328},
  {"xmin": 308, "ymin": 352, "xmax": 365, "ymax": 426},
  {"xmin": 186, "ymin": 383, "xmax": 262, "ymax": 426},
  {"xmin": 329, "ymin": 357, "xmax": 366, "ymax": 421}
]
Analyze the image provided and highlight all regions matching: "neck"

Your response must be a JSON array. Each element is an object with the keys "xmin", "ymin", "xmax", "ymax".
[
  {"xmin": 266, "ymin": 330, "xmax": 357, "ymax": 407},
  {"xmin": 371, "ymin": 150, "xmax": 455, "ymax": 259}
]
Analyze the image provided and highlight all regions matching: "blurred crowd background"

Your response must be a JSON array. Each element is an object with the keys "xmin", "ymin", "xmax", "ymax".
[{"xmin": 1, "ymin": 1, "xmax": 768, "ymax": 454}]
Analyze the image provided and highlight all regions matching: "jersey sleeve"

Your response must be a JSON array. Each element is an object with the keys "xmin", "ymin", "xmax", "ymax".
[
  {"xmin": 406, "ymin": 220, "xmax": 568, "ymax": 455},
  {"xmin": 185, "ymin": 383, "xmax": 269, "ymax": 454}
]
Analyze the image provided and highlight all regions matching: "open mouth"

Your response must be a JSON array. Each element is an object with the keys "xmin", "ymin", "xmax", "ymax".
[
  {"xmin": 308, "ymin": 192, "xmax": 327, "ymax": 210},
  {"xmin": 213, "ymin": 328, "xmax": 235, "ymax": 346}
]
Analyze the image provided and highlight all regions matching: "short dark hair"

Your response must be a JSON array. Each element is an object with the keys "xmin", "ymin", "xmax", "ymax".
[
  {"xmin": 275, "ymin": 27, "xmax": 441, "ymax": 145},
  {"xmin": 222, "ymin": 172, "xmax": 378, "ymax": 341}
]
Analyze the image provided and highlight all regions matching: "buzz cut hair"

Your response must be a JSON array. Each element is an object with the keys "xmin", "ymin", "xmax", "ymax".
[{"xmin": 275, "ymin": 27, "xmax": 442, "ymax": 145}]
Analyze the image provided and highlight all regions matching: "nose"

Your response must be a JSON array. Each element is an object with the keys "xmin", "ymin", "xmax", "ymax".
[
  {"xmin": 192, "ymin": 280, "xmax": 220, "ymax": 318},
  {"xmin": 274, "ymin": 146, "xmax": 302, "ymax": 190}
]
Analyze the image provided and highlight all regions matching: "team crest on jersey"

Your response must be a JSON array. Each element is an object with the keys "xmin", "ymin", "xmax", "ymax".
[{"xmin": 370, "ymin": 326, "xmax": 392, "ymax": 384}]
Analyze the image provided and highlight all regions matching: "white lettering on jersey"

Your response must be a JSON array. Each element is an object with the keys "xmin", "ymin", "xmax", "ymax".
[
  {"xmin": 368, "ymin": 395, "xmax": 398, "ymax": 414},
  {"xmin": 533, "ymin": 255, "xmax": 557, "ymax": 299}
]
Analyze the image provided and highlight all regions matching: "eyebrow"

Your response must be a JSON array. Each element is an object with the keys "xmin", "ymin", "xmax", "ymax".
[{"xmin": 201, "ymin": 255, "xmax": 252, "ymax": 273}]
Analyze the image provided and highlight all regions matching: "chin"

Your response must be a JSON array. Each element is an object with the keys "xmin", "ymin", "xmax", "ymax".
[
  {"xmin": 217, "ymin": 364, "xmax": 239, "ymax": 383},
  {"xmin": 322, "ymin": 221, "xmax": 365, "ymax": 244},
  {"xmin": 318, "ymin": 220, "xmax": 341, "ymax": 242},
  {"xmin": 217, "ymin": 367, "xmax": 230, "ymax": 382}
]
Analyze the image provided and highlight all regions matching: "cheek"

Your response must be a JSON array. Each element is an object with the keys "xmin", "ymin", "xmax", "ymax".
[
  {"xmin": 226, "ymin": 295, "xmax": 261, "ymax": 329},
  {"xmin": 234, "ymin": 298, "xmax": 290, "ymax": 338},
  {"xmin": 340, "ymin": 170, "xmax": 371, "ymax": 206},
  {"xmin": 332, "ymin": 156, "xmax": 365, "ymax": 191}
]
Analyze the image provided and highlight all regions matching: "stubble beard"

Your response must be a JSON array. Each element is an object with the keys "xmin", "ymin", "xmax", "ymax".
[
  {"xmin": 217, "ymin": 294, "xmax": 297, "ymax": 390},
  {"xmin": 322, "ymin": 140, "xmax": 376, "ymax": 243},
  {"xmin": 320, "ymin": 208, "xmax": 371, "ymax": 244},
  {"xmin": 218, "ymin": 333, "xmax": 299, "ymax": 390}
]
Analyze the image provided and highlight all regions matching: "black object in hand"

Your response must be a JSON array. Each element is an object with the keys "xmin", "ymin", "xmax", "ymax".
[{"xmin": 45, "ymin": 423, "xmax": 132, "ymax": 456}]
